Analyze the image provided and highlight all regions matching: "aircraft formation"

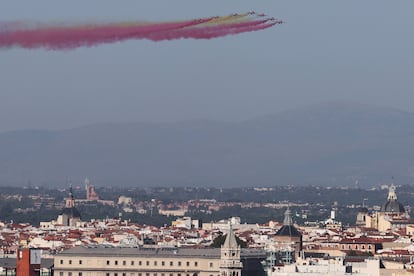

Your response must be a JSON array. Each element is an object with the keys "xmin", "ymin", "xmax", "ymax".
[{"xmin": 0, "ymin": 12, "xmax": 282, "ymax": 50}]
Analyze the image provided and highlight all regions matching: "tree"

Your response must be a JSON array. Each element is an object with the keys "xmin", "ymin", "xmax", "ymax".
[{"xmin": 210, "ymin": 234, "xmax": 247, "ymax": 248}]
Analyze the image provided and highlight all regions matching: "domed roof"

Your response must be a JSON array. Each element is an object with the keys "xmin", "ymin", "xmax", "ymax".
[
  {"xmin": 380, "ymin": 184, "xmax": 405, "ymax": 213},
  {"xmin": 276, "ymin": 225, "xmax": 302, "ymax": 237},
  {"xmin": 275, "ymin": 207, "xmax": 302, "ymax": 238},
  {"xmin": 381, "ymin": 200, "xmax": 405, "ymax": 213}
]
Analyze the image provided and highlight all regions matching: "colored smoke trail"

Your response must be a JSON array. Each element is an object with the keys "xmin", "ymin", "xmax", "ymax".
[{"xmin": 0, "ymin": 12, "xmax": 281, "ymax": 50}]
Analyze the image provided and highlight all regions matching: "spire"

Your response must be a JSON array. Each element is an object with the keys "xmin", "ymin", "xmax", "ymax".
[
  {"xmin": 69, "ymin": 184, "xmax": 74, "ymax": 200},
  {"xmin": 223, "ymin": 221, "xmax": 238, "ymax": 248},
  {"xmin": 283, "ymin": 206, "xmax": 293, "ymax": 226},
  {"xmin": 65, "ymin": 182, "xmax": 75, "ymax": 208},
  {"xmin": 84, "ymin": 177, "xmax": 90, "ymax": 189}
]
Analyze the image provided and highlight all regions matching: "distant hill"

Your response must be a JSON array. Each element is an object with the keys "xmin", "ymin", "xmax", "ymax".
[{"xmin": 1, "ymin": 102, "xmax": 414, "ymax": 188}]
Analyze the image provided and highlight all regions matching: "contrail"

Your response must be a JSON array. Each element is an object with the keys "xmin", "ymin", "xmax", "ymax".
[{"xmin": 0, "ymin": 12, "xmax": 282, "ymax": 50}]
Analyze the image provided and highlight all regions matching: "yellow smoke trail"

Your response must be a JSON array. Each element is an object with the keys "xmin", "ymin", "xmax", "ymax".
[{"xmin": 204, "ymin": 13, "xmax": 250, "ymax": 26}]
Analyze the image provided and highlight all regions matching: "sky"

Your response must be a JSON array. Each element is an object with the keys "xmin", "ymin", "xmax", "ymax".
[{"xmin": 1, "ymin": 1, "xmax": 413, "ymax": 132}]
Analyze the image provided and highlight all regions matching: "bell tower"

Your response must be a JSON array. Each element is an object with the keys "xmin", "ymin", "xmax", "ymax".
[{"xmin": 220, "ymin": 222, "xmax": 242, "ymax": 276}]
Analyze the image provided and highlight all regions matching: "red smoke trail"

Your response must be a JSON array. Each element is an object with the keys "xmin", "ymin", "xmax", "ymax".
[
  {"xmin": 145, "ymin": 19, "xmax": 272, "ymax": 41},
  {"xmin": 1, "ymin": 19, "xmax": 212, "ymax": 49},
  {"xmin": 0, "ymin": 13, "xmax": 281, "ymax": 50}
]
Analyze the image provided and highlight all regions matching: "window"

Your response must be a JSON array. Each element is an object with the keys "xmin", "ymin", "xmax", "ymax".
[
  {"xmin": 195, "ymin": 262, "xmax": 198, "ymax": 267},
  {"xmin": 123, "ymin": 273, "xmax": 126, "ymax": 276},
  {"xmin": 131, "ymin": 261, "xmax": 134, "ymax": 265},
  {"xmin": 146, "ymin": 260, "xmax": 150, "ymax": 266},
  {"xmin": 60, "ymin": 260, "xmax": 63, "ymax": 265},
  {"xmin": 139, "ymin": 261, "xmax": 142, "ymax": 266},
  {"xmin": 368, "ymin": 245, "xmax": 372, "ymax": 250},
  {"xmin": 115, "ymin": 260, "xmax": 118, "ymax": 265},
  {"xmin": 154, "ymin": 261, "xmax": 158, "ymax": 266},
  {"xmin": 114, "ymin": 273, "xmax": 118, "ymax": 276},
  {"xmin": 69, "ymin": 260, "xmax": 72, "ymax": 265},
  {"xmin": 162, "ymin": 261, "xmax": 165, "ymax": 266},
  {"xmin": 209, "ymin": 262, "xmax": 213, "ymax": 268},
  {"xmin": 123, "ymin": 260, "xmax": 126, "ymax": 265},
  {"xmin": 68, "ymin": 273, "xmax": 72, "ymax": 276},
  {"xmin": 186, "ymin": 261, "xmax": 190, "ymax": 266},
  {"xmin": 170, "ymin": 261, "xmax": 173, "ymax": 266},
  {"xmin": 59, "ymin": 273, "xmax": 63, "ymax": 276},
  {"xmin": 79, "ymin": 273, "xmax": 82, "ymax": 276},
  {"xmin": 107, "ymin": 260, "xmax": 110, "ymax": 265},
  {"xmin": 79, "ymin": 260, "xmax": 82, "ymax": 265},
  {"xmin": 178, "ymin": 261, "xmax": 182, "ymax": 266},
  {"xmin": 106, "ymin": 273, "xmax": 110, "ymax": 276},
  {"xmin": 362, "ymin": 245, "xmax": 365, "ymax": 250}
]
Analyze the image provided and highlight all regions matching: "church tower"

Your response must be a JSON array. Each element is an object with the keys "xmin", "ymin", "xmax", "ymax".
[
  {"xmin": 220, "ymin": 222, "xmax": 242, "ymax": 276},
  {"xmin": 57, "ymin": 185, "xmax": 81, "ymax": 227}
]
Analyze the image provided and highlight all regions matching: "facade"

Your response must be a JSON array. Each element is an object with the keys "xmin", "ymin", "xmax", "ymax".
[
  {"xmin": 266, "ymin": 257, "xmax": 380, "ymax": 276},
  {"xmin": 356, "ymin": 207, "xmax": 369, "ymax": 227},
  {"xmin": 54, "ymin": 246, "xmax": 221, "ymax": 276},
  {"xmin": 339, "ymin": 237, "xmax": 382, "ymax": 255},
  {"xmin": 53, "ymin": 246, "xmax": 265, "ymax": 276},
  {"xmin": 16, "ymin": 248, "xmax": 41, "ymax": 276}
]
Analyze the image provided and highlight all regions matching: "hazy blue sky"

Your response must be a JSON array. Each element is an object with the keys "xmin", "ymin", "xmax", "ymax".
[{"xmin": 1, "ymin": 1, "xmax": 413, "ymax": 132}]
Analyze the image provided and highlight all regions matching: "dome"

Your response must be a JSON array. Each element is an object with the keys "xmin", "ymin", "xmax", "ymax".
[
  {"xmin": 276, "ymin": 225, "xmax": 302, "ymax": 238},
  {"xmin": 276, "ymin": 207, "xmax": 302, "ymax": 238},
  {"xmin": 380, "ymin": 183, "xmax": 405, "ymax": 213},
  {"xmin": 381, "ymin": 200, "xmax": 405, "ymax": 213}
]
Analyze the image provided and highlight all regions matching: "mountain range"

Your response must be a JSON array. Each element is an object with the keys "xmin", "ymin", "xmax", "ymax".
[{"xmin": 1, "ymin": 102, "xmax": 414, "ymax": 188}]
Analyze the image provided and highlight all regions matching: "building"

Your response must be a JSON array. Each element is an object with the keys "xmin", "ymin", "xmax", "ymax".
[
  {"xmin": 53, "ymin": 224, "xmax": 265, "ymax": 276},
  {"xmin": 219, "ymin": 222, "xmax": 242, "ymax": 276},
  {"xmin": 56, "ymin": 186, "xmax": 81, "ymax": 227},
  {"xmin": 339, "ymin": 237, "xmax": 383, "ymax": 255},
  {"xmin": 273, "ymin": 207, "xmax": 302, "ymax": 260},
  {"xmin": 362, "ymin": 183, "xmax": 409, "ymax": 232},
  {"xmin": 266, "ymin": 257, "xmax": 380, "ymax": 276},
  {"xmin": 85, "ymin": 178, "xmax": 99, "ymax": 201},
  {"xmin": 356, "ymin": 207, "xmax": 369, "ymax": 227}
]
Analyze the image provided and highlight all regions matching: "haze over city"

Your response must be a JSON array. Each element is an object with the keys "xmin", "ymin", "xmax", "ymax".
[{"xmin": 1, "ymin": 1, "xmax": 414, "ymax": 187}]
